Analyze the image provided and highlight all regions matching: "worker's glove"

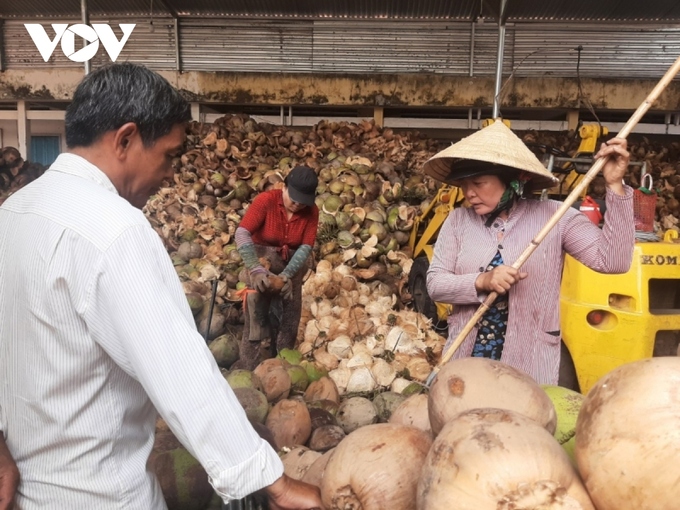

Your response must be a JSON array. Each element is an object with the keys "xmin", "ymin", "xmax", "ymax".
[
  {"xmin": 281, "ymin": 275, "xmax": 293, "ymax": 301},
  {"xmin": 250, "ymin": 268, "xmax": 271, "ymax": 293}
]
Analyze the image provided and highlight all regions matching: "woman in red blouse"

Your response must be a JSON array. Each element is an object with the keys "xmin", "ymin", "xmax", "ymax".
[{"xmin": 235, "ymin": 166, "xmax": 319, "ymax": 369}]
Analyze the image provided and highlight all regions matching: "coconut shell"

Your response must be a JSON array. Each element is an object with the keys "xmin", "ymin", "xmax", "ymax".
[
  {"xmin": 265, "ymin": 399, "xmax": 312, "ymax": 449},
  {"xmin": 307, "ymin": 399, "xmax": 340, "ymax": 417},
  {"xmin": 309, "ymin": 425, "xmax": 346, "ymax": 452},
  {"xmin": 309, "ymin": 407, "xmax": 338, "ymax": 430}
]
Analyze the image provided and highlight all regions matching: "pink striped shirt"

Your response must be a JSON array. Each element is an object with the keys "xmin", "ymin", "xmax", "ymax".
[{"xmin": 427, "ymin": 187, "xmax": 634, "ymax": 384}]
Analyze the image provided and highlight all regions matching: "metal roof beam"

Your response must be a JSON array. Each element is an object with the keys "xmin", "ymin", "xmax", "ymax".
[{"xmin": 154, "ymin": 0, "xmax": 179, "ymax": 19}]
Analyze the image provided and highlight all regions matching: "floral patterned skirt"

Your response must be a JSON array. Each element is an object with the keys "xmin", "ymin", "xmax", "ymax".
[{"xmin": 471, "ymin": 251, "xmax": 509, "ymax": 361}]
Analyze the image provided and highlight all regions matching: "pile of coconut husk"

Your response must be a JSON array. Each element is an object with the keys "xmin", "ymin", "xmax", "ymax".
[
  {"xmin": 0, "ymin": 147, "xmax": 47, "ymax": 206},
  {"xmin": 625, "ymin": 137, "xmax": 680, "ymax": 234},
  {"xmin": 143, "ymin": 115, "xmax": 443, "ymax": 343},
  {"xmin": 520, "ymin": 129, "xmax": 679, "ymax": 235},
  {"xmin": 142, "ymin": 117, "xmax": 680, "ymax": 381}
]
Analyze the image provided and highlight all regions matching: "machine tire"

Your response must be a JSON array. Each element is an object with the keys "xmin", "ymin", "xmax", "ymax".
[
  {"xmin": 408, "ymin": 257, "xmax": 439, "ymax": 325},
  {"xmin": 558, "ymin": 341, "xmax": 580, "ymax": 392}
]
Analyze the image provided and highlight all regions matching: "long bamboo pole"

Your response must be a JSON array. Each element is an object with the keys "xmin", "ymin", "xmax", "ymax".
[{"xmin": 424, "ymin": 54, "xmax": 680, "ymax": 388}]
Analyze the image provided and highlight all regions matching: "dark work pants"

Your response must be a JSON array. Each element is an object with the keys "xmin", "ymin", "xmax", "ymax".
[{"xmin": 239, "ymin": 245, "xmax": 308, "ymax": 370}]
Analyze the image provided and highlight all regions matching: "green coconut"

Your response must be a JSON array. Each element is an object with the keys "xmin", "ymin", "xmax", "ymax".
[
  {"xmin": 230, "ymin": 180, "xmax": 252, "ymax": 201},
  {"xmin": 336, "ymin": 231, "xmax": 355, "ymax": 249},
  {"xmin": 287, "ymin": 365, "xmax": 310, "ymax": 393},
  {"xmin": 180, "ymin": 229, "xmax": 198, "ymax": 242},
  {"xmin": 208, "ymin": 334, "xmax": 240, "ymax": 369},
  {"xmin": 211, "ymin": 218, "xmax": 229, "ymax": 233},
  {"xmin": 402, "ymin": 382, "xmax": 426, "ymax": 397},
  {"xmin": 152, "ymin": 447, "xmax": 213, "ymax": 510},
  {"xmin": 226, "ymin": 369, "xmax": 264, "ymax": 392},
  {"xmin": 542, "ymin": 384, "xmax": 585, "ymax": 465},
  {"xmin": 185, "ymin": 292, "xmax": 204, "ymax": 316},
  {"xmin": 172, "ymin": 254, "xmax": 187, "ymax": 266},
  {"xmin": 319, "ymin": 212, "xmax": 337, "ymax": 228},
  {"xmin": 387, "ymin": 207, "xmax": 400, "ymax": 231},
  {"xmin": 210, "ymin": 172, "xmax": 226, "ymax": 187},
  {"xmin": 319, "ymin": 167, "xmax": 334, "ymax": 182},
  {"xmin": 334, "ymin": 212, "xmax": 353, "ymax": 231},
  {"xmin": 328, "ymin": 179, "xmax": 345, "ymax": 195},
  {"xmin": 233, "ymin": 387, "xmax": 270, "ymax": 424},
  {"xmin": 323, "ymin": 195, "xmax": 344, "ymax": 214},
  {"xmin": 368, "ymin": 222, "xmax": 388, "ymax": 242},
  {"xmin": 278, "ymin": 348, "xmax": 303, "ymax": 366},
  {"xmin": 300, "ymin": 360, "xmax": 328, "ymax": 383},
  {"xmin": 372, "ymin": 391, "xmax": 408, "ymax": 422}
]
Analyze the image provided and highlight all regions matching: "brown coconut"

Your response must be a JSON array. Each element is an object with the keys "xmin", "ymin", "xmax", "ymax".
[
  {"xmin": 321, "ymin": 423, "xmax": 432, "ymax": 510},
  {"xmin": 281, "ymin": 446, "xmax": 322, "ymax": 481},
  {"xmin": 301, "ymin": 448, "xmax": 335, "ymax": 489},
  {"xmin": 428, "ymin": 357, "xmax": 556, "ymax": 435},
  {"xmin": 303, "ymin": 377, "xmax": 340, "ymax": 404},
  {"xmin": 258, "ymin": 367, "xmax": 292, "ymax": 403},
  {"xmin": 265, "ymin": 398, "xmax": 312, "ymax": 449},
  {"xmin": 417, "ymin": 408, "xmax": 593, "ymax": 510},
  {"xmin": 388, "ymin": 393, "xmax": 432, "ymax": 435}
]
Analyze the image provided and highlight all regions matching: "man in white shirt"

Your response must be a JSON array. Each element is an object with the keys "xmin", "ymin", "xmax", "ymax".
[{"xmin": 0, "ymin": 63, "xmax": 322, "ymax": 509}]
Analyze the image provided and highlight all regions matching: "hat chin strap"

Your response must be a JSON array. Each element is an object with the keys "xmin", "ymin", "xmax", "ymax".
[{"xmin": 484, "ymin": 179, "xmax": 525, "ymax": 228}]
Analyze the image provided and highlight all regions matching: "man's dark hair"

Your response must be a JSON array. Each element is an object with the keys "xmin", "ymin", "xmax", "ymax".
[{"xmin": 65, "ymin": 63, "xmax": 191, "ymax": 148}]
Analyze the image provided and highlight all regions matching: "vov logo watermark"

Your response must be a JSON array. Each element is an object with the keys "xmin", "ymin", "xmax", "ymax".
[{"xmin": 24, "ymin": 24, "xmax": 136, "ymax": 62}]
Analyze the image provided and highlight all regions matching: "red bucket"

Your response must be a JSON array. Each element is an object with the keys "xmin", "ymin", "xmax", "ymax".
[
  {"xmin": 633, "ymin": 174, "xmax": 657, "ymax": 232},
  {"xmin": 580, "ymin": 195, "xmax": 603, "ymax": 225}
]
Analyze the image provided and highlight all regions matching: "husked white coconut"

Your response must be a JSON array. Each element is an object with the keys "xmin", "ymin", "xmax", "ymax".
[
  {"xmin": 327, "ymin": 336, "xmax": 353, "ymax": 359},
  {"xmin": 371, "ymin": 358, "xmax": 397, "ymax": 387},
  {"xmin": 328, "ymin": 366, "xmax": 352, "ymax": 394},
  {"xmin": 385, "ymin": 327, "xmax": 416, "ymax": 354},
  {"xmin": 391, "ymin": 377, "xmax": 412, "ymax": 394},
  {"xmin": 346, "ymin": 367, "xmax": 376, "ymax": 393}
]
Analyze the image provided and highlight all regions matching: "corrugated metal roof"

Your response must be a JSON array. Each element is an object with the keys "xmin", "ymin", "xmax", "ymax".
[{"xmin": 3, "ymin": 0, "xmax": 680, "ymax": 21}]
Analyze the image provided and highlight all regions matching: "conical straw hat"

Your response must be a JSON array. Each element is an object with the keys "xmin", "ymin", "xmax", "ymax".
[{"xmin": 422, "ymin": 120, "xmax": 558, "ymax": 189}]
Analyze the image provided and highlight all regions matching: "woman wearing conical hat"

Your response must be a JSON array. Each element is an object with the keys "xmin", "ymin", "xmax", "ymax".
[{"xmin": 423, "ymin": 120, "xmax": 634, "ymax": 385}]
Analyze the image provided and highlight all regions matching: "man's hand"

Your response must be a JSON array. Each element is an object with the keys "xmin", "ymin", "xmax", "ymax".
[
  {"xmin": 594, "ymin": 137, "xmax": 629, "ymax": 196},
  {"xmin": 265, "ymin": 474, "xmax": 323, "ymax": 510},
  {"xmin": 475, "ymin": 265, "xmax": 528, "ymax": 295},
  {"xmin": 280, "ymin": 275, "xmax": 293, "ymax": 301},
  {"xmin": 250, "ymin": 270, "xmax": 271, "ymax": 293},
  {"xmin": 0, "ymin": 436, "xmax": 19, "ymax": 510}
]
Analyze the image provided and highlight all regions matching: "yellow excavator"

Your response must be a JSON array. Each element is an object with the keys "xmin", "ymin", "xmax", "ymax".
[{"xmin": 407, "ymin": 124, "xmax": 680, "ymax": 394}]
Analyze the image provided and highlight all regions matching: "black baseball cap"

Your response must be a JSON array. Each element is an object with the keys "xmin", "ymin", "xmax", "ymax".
[{"xmin": 286, "ymin": 166, "xmax": 318, "ymax": 207}]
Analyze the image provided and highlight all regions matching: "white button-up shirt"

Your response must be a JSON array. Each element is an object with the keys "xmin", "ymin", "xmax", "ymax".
[{"xmin": 0, "ymin": 153, "xmax": 282, "ymax": 509}]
